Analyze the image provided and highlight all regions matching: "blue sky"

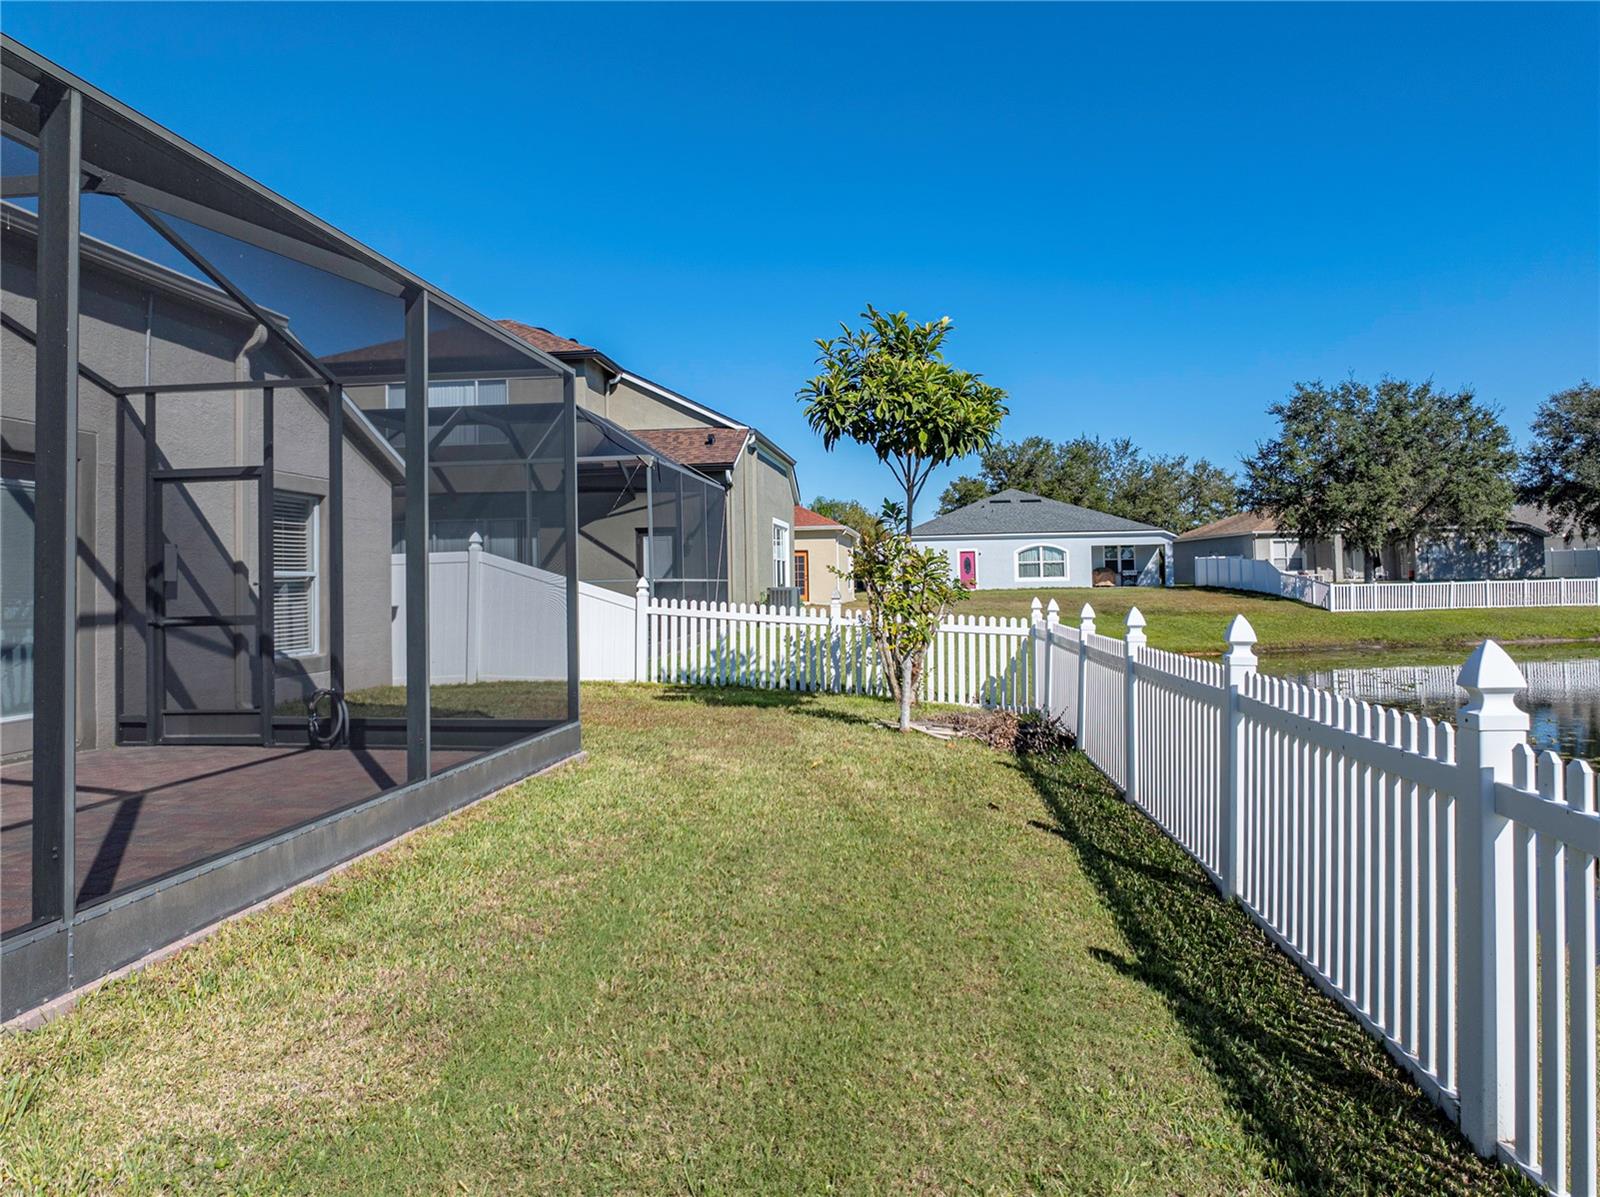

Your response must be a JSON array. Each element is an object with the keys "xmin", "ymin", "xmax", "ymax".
[{"xmin": 6, "ymin": 2, "xmax": 1596, "ymax": 514}]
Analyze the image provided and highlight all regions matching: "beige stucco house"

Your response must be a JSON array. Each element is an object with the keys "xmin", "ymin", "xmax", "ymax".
[
  {"xmin": 792, "ymin": 505, "xmax": 859, "ymax": 604},
  {"xmin": 497, "ymin": 323, "xmax": 802, "ymax": 604}
]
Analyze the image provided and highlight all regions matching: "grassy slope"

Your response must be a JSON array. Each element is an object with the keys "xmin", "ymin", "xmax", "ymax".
[
  {"xmin": 909, "ymin": 586, "xmax": 1600, "ymax": 657},
  {"xmin": 1, "ymin": 687, "xmax": 1531, "ymax": 1194}
]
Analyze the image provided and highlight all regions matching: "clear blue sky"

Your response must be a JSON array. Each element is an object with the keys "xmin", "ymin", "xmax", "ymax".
[{"xmin": 7, "ymin": 2, "xmax": 1597, "ymax": 514}]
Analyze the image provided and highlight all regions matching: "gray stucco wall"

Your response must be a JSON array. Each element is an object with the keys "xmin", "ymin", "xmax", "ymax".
[
  {"xmin": 1, "ymin": 235, "xmax": 392, "ymax": 754},
  {"xmin": 1173, "ymin": 533, "xmax": 1259, "ymax": 585}
]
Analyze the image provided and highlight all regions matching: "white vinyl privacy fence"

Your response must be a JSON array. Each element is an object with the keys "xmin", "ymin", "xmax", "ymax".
[
  {"xmin": 1195, "ymin": 555, "xmax": 1600, "ymax": 612},
  {"xmin": 1036, "ymin": 607, "xmax": 1597, "ymax": 1196}
]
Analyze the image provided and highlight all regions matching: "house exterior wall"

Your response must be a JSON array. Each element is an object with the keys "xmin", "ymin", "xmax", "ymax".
[
  {"xmin": 723, "ymin": 442, "xmax": 799, "ymax": 603},
  {"xmin": 1, "ymin": 239, "xmax": 392, "ymax": 756},
  {"xmin": 1173, "ymin": 532, "xmax": 1260, "ymax": 584},
  {"xmin": 794, "ymin": 527, "xmax": 856, "ymax": 603},
  {"xmin": 914, "ymin": 531, "xmax": 1173, "ymax": 590}
]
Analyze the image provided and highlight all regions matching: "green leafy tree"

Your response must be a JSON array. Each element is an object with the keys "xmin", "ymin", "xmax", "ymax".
[
  {"xmin": 800, "ymin": 306, "xmax": 1008, "ymax": 536},
  {"xmin": 800, "ymin": 307, "xmax": 1005, "ymax": 730},
  {"xmin": 848, "ymin": 502, "xmax": 968, "ymax": 732},
  {"xmin": 937, "ymin": 435, "xmax": 1239, "ymax": 532},
  {"xmin": 936, "ymin": 474, "xmax": 990, "ymax": 514},
  {"xmin": 1241, "ymin": 378, "xmax": 1516, "ymax": 579},
  {"xmin": 808, "ymin": 496, "xmax": 882, "ymax": 539},
  {"xmin": 1518, "ymin": 382, "xmax": 1600, "ymax": 541}
]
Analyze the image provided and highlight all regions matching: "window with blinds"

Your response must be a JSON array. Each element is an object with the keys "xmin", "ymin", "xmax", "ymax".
[{"xmin": 273, "ymin": 492, "xmax": 318, "ymax": 657}]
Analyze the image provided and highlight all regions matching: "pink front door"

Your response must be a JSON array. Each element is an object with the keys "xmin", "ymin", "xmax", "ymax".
[{"xmin": 958, "ymin": 550, "xmax": 977, "ymax": 589}]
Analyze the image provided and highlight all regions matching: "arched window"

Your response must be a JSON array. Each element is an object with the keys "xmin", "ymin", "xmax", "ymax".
[{"xmin": 1016, "ymin": 544, "xmax": 1067, "ymax": 579}]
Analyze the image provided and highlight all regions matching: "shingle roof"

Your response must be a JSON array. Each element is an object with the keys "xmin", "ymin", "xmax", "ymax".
[
  {"xmin": 794, "ymin": 505, "xmax": 847, "ymax": 530},
  {"xmin": 1176, "ymin": 510, "xmax": 1281, "ymax": 541},
  {"xmin": 631, "ymin": 426, "xmax": 751, "ymax": 469},
  {"xmin": 495, "ymin": 319, "xmax": 597, "ymax": 356},
  {"xmin": 912, "ymin": 489, "xmax": 1169, "ymax": 538}
]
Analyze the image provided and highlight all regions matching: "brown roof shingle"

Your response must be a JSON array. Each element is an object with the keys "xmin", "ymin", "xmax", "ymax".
[
  {"xmin": 495, "ymin": 319, "xmax": 597, "ymax": 356},
  {"xmin": 1176, "ymin": 510, "xmax": 1282, "ymax": 541},
  {"xmin": 793, "ymin": 505, "xmax": 845, "ymax": 529},
  {"xmin": 631, "ymin": 426, "xmax": 751, "ymax": 469}
]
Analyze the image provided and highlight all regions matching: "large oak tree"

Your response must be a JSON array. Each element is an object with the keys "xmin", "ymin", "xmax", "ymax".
[{"xmin": 1240, "ymin": 379, "xmax": 1516, "ymax": 579}]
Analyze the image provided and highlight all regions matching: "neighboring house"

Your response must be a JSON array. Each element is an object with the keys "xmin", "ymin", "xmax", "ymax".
[
  {"xmin": 340, "ymin": 321, "xmax": 802, "ymax": 604},
  {"xmin": 1175, "ymin": 505, "xmax": 1586, "ymax": 585},
  {"xmin": 497, "ymin": 322, "xmax": 803, "ymax": 605},
  {"xmin": 911, "ymin": 489, "xmax": 1175, "ymax": 590},
  {"xmin": 792, "ymin": 505, "xmax": 859, "ymax": 604}
]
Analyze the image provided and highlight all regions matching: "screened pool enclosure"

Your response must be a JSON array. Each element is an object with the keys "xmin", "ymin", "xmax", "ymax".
[{"xmin": 0, "ymin": 38, "xmax": 581, "ymax": 1018}]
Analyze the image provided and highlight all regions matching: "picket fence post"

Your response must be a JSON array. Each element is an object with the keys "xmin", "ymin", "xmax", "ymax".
[
  {"xmin": 1454, "ymin": 639, "xmax": 1531, "ymax": 1156},
  {"xmin": 1076, "ymin": 604, "xmax": 1095, "ymax": 743},
  {"xmin": 829, "ymin": 589, "xmax": 843, "ymax": 692},
  {"xmin": 1218, "ymin": 614, "xmax": 1257, "ymax": 900},
  {"xmin": 633, "ymin": 576, "xmax": 650, "ymax": 682},
  {"xmin": 1041, "ymin": 599, "xmax": 1059, "ymax": 717},
  {"xmin": 1123, "ymin": 607, "xmax": 1146, "ymax": 804},
  {"xmin": 464, "ymin": 532, "xmax": 483, "ymax": 685}
]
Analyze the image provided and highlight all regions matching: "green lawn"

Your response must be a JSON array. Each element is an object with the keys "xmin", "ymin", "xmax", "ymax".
[
  {"xmin": 0, "ymin": 686, "xmax": 1533, "ymax": 1194},
  {"xmin": 908, "ymin": 585, "xmax": 1600, "ymax": 658}
]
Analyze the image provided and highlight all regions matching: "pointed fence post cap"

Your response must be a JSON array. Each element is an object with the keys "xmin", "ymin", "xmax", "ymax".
[
  {"xmin": 831, "ymin": 587, "xmax": 843, "ymax": 602},
  {"xmin": 1125, "ymin": 606, "xmax": 1146, "ymax": 631},
  {"xmin": 1224, "ymin": 614, "xmax": 1257, "ymax": 648},
  {"xmin": 635, "ymin": 575, "xmax": 650, "ymax": 595},
  {"xmin": 1045, "ymin": 598, "xmax": 1060, "ymax": 622},
  {"xmin": 1079, "ymin": 603, "xmax": 1096, "ymax": 622},
  {"xmin": 1457, "ymin": 638, "xmax": 1525, "ymax": 695},
  {"xmin": 1030, "ymin": 597, "xmax": 1043, "ymax": 620}
]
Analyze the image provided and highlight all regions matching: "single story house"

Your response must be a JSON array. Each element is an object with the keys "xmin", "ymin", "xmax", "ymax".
[
  {"xmin": 792, "ymin": 505, "xmax": 858, "ymax": 604},
  {"xmin": 911, "ymin": 489, "xmax": 1175, "ymax": 590},
  {"xmin": 1174, "ymin": 505, "xmax": 1589, "ymax": 585}
]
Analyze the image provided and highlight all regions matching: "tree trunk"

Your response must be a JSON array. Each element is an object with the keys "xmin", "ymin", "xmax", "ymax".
[{"xmin": 899, "ymin": 471, "xmax": 916, "ymax": 731}]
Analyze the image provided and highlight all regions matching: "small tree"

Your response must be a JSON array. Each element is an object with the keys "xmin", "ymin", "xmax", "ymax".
[
  {"xmin": 847, "ymin": 503, "xmax": 968, "ymax": 732},
  {"xmin": 800, "ymin": 306, "xmax": 1005, "ymax": 730},
  {"xmin": 799, "ymin": 306, "xmax": 1007, "ymax": 535},
  {"xmin": 1519, "ymin": 382, "xmax": 1600, "ymax": 541}
]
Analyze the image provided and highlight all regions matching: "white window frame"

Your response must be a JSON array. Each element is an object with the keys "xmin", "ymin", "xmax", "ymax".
[
  {"xmin": 385, "ymin": 378, "xmax": 508, "ymax": 408},
  {"xmin": 273, "ymin": 492, "xmax": 320, "ymax": 658},
  {"xmin": 1014, "ymin": 543, "xmax": 1067, "ymax": 582},
  {"xmin": 772, "ymin": 518, "xmax": 791, "ymax": 588}
]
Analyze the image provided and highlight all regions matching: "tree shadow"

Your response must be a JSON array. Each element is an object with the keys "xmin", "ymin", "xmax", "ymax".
[{"xmin": 1018, "ymin": 750, "xmax": 1538, "ymax": 1196}]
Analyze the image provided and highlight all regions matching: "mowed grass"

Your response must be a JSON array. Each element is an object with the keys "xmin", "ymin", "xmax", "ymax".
[
  {"xmin": 914, "ymin": 585, "xmax": 1600, "ymax": 658},
  {"xmin": 0, "ymin": 687, "xmax": 1533, "ymax": 1194}
]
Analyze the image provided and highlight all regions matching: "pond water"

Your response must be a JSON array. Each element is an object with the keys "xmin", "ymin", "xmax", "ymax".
[{"xmin": 1262, "ymin": 653, "xmax": 1600, "ymax": 763}]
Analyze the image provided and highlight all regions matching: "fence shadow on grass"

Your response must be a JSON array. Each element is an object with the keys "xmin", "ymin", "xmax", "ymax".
[
  {"xmin": 1016, "ymin": 750, "xmax": 1538, "ymax": 1197},
  {"xmin": 650, "ymin": 685, "xmax": 887, "ymax": 729}
]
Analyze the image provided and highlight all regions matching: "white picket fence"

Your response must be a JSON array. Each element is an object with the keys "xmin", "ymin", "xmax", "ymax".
[
  {"xmin": 1036, "ymin": 606, "xmax": 1598, "ymax": 1195},
  {"xmin": 639, "ymin": 580, "xmax": 1035, "ymax": 710},
  {"xmin": 1195, "ymin": 554, "xmax": 1600, "ymax": 612}
]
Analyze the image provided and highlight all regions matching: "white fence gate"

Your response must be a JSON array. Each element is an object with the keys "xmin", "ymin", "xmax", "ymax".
[
  {"xmin": 1036, "ymin": 607, "xmax": 1598, "ymax": 1196},
  {"xmin": 1195, "ymin": 554, "xmax": 1600, "ymax": 612}
]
